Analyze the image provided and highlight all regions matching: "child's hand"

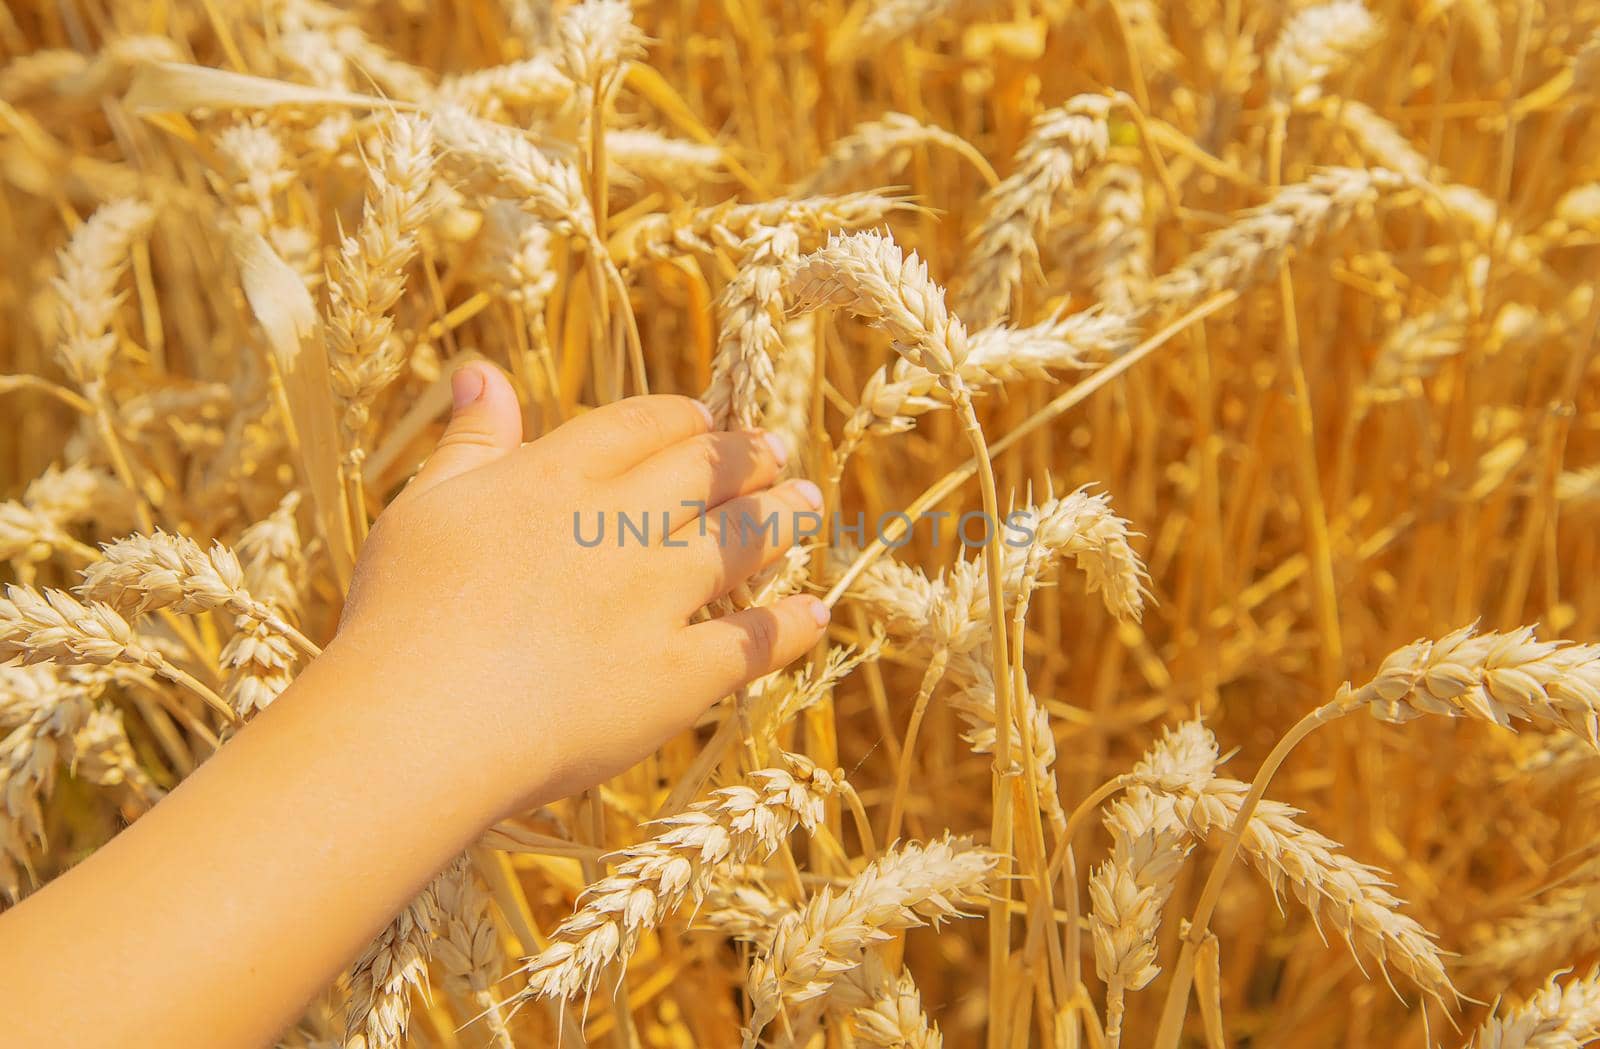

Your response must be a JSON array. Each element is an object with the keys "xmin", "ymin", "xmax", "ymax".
[
  {"xmin": 0, "ymin": 362, "xmax": 830, "ymax": 1048},
  {"xmin": 333, "ymin": 363, "xmax": 829, "ymax": 816}
]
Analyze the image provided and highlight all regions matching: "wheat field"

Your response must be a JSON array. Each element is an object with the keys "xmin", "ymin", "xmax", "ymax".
[{"xmin": 3, "ymin": 0, "xmax": 1600, "ymax": 1046}]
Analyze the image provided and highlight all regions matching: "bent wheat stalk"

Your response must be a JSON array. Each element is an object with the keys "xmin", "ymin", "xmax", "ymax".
[
  {"xmin": 1155, "ymin": 625, "xmax": 1586, "ymax": 1047},
  {"xmin": 786, "ymin": 228, "xmax": 1021, "ymax": 1047}
]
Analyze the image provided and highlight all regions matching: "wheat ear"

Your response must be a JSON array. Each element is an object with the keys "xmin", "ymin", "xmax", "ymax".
[
  {"xmin": 606, "ymin": 128, "xmax": 723, "ymax": 188},
  {"xmin": 783, "ymin": 233, "xmax": 1019, "ymax": 1006},
  {"xmin": 0, "ymin": 585, "xmax": 233, "ymax": 721},
  {"xmin": 1337, "ymin": 625, "xmax": 1600, "ymax": 745},
  {"xmin": 1091, "ymin": 788, "xmax": 1195, "ymax": 1049},
  {"xmin": 1151, "ymin": 622, "xmax": 1584, "ymax": 1045},
  {"xmin": 50, "ymin": 199, "xmax": 160, "ymax": 533},
  {"xmin": 71, "ymin": 705, "xmax": 164, "ymax": 811},
  {"xmin": 1088, "ymin": 721, "xmax": 1220, "ymax": 1047},
  {"xmin": 702, "ymin": 225, "xmax": 801, "ymax": 430},
  {"xmin": 1146, "ymin": 167, "xmax": 1405, "ymax": 315},
  {"xmin": 436, "ymin": 55, "xmax": 571, "ymax": 118},
  {"xmin": 1464, "ymin": 967, "xmax": 1600, "ymax": 1049},
  {"xmin": 1468, "ymin": 858, "xmax": 1600, "ymax": 980},
  {"xmin": 0, "ymin": 666, "xmax": 106, "ymax": 901},
  {"xmin": 798, "ymin": 112, "xmax": 992, "ymax": 194},
  {"xmin": 841, "ymin": 308, "xmax": 1138, "ymax": 451},
  {"xmin": 326, "ymin": 114, "xmax": 437, "ymax": 461},
  {"xmin": 956, "ymin": 94, "xmax": 1117, "ymax": 326},
  {"xmin": 343, "ymin": 874, "xmax": 442, "ymax": 1049},
  {"xmin": 1268, "ymin": 0, "xmax": 1380, "ymax": 108},
  {"xmin": 616, "ymin": 192, "xmax": 909, "ymax": 265},
  {"xmin": 508, "ymin": 755, "xmax": 840, "ymax": 1006},
  {"xmin": 742, "ymin": 835, "xmax": 997, "ymax": 1046},
  {"xmin": 1173, "ymin": 776, "xmax": 1455, "ymax": 1003},
  {"xmin": 78, "ymin": 531, "xmax": 319, "ymax": 658},
  {"xmin": 836, "ymin": 958, "xmax": 945, "ymax": 1049},
  {"xmin": 52, "ymin": 200, "xmax": 157, "ymax": 392},
  {"xmin": 1051, "ymin": 162, "xmax": 1152, "ymax": 311},
  {"xmin": 433, "ymin": 858, "xmax": 514, "ymax": 1048}
]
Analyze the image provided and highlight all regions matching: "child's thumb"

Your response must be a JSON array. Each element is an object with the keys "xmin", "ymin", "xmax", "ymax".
[{"xmin": 409, "ymin": 362, "xmax": 523, "ymax": 496}]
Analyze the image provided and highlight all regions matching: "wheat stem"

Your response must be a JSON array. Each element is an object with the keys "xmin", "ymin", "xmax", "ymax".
[
  {"xmin": 953, "ymin": 384, "xmax": 1016, "ymax": 1049},
  {"xmin": 1151, "ymin": 702, "xmax": 1341, "ymax": 1049},
  {"xmin": 885, "ymin": 648, "xmax": 949, "ymax": 844}
]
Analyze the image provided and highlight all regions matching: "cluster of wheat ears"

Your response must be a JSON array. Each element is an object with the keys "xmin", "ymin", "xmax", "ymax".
[{"xmin": 2, "ymin": 0, "xmax": 1600, "ymax": 1046}]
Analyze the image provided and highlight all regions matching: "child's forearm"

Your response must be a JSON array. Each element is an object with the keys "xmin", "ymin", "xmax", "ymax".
[
  {"xmin": 0, "ymin": 383, "xmax": 825, "ymax": 1047},
  {"xmin": 0, "ymin": 638, "xmax": 513, "ymax": 1048}
]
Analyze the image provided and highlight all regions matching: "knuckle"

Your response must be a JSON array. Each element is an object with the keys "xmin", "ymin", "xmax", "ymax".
[
  {"xmin": 692, "ymin": 437, "xmax": 721, "ymax": 476},
  {"xmin": 614, "ymin": 401, "xmax": 662, "ymax": 439},
  {"xmin": 671, "ymin": 395, "xmax": 712, "ymax": 432},
  {"xmin": 746, "ymin": 432, "xmax": 779, "ymax": 472},
  {"xmin": 439, "ymin": 425, "xmax": 497, "ymax": 449},
  {"xmin": 741, "ymin": 613, "xmax": 781, "ymax": 663}
]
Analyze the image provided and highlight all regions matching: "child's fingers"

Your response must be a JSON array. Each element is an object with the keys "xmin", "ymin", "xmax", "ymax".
[
  {"xmin": 620, "ymin": 429, "xmax": 786, "ymax": 535},
  {"xmin": 673, "ymin": 480, "xmax": 823, "ymax": 608},
  {"xmin": 546, "ymin": 395, "xmax": 713, "ymax": 477},
  {"xmin": 679, "ymin": 595, "xmax": 830, "ymax": 697}
]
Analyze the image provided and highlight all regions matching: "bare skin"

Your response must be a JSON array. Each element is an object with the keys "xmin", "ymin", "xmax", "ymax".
[{"xmin": 0, "ymin": 362, "xmax": 829, "ymax": 1048}]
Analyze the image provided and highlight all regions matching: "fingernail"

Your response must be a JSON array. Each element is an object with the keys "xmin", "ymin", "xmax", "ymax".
[
  {"xmin": 806, "ymin": 597, "xmax": 831, "ymax": 627},
  {"xmin": 761, "ymin": 430, "xmax": 789, "ymax": 467},
  {"xmin": 792, "ymin": 479, "xmax": 823, "ymax": 509},
  {"xmin": 451, "ymin": 366, "xmax": 485, "ymax": 410},
  {"xmin": 693, "ymin": 400, "xmax": 715, "ymax": 430}
]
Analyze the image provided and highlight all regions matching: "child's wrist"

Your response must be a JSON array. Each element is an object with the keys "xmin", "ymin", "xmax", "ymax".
[
  {"xmin": 310, "ymin": 628, "xmax": 555, "ymax": 823},
  {"xmin": 281, "ymin": 636, "xmax": 531, "ymax": 831}
]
